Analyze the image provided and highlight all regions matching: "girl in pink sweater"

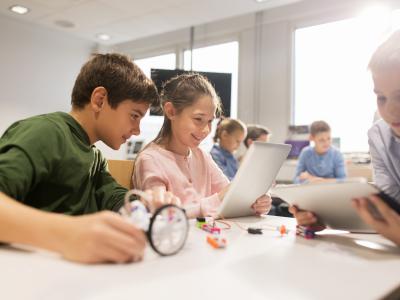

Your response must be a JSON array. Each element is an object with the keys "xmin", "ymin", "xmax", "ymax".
[{"xmin": 133, "ymin": 74, "xmax": 271, "ymax": 218}]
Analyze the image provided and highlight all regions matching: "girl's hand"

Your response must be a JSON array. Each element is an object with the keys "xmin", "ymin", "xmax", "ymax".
[
  {"xmin": 60, "ymin": 211, "xmax": 147, "ymax": 264},
  {"xmin": 218, "ymin": 184, "xmax": 230, "ymax": 202},
  {"xmin": 142, "ymin": 186, "xmax": 181, "ymax": 213},
  {"xmin": 251, "ymin": 194, "xmax": 272, "ymax": 215},
  {"xmin": 288, "ymin": 205, "xmax": 325, "ymax": 230},
  {"xmin": 353, "ymin": 194, "xmax": 400, "ymax": 246}
]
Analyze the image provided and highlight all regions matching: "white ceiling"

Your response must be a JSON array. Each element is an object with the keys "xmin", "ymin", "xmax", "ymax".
[{"xmin": 0, "ymin": 0, "xmax": 302, "ymax": 45}]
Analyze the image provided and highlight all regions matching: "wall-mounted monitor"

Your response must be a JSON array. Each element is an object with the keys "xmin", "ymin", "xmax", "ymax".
[{"xmin": 150, "ymin": 68, "xmax": 232, "ymax": 117}]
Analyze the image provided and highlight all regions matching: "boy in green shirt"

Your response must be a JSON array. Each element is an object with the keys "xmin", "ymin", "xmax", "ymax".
[{"xmin": 0, "ymin": 53, "xmax": 177, "ymax": 263}]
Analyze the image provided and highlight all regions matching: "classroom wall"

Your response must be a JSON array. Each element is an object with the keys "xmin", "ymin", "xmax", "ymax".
[
  {"xmin": 0, "ymin": 15, "xmax": 95, "ymax": 135},
  {"xmin": 3, "ymin": 0, "xmax": 400, "ymax": 160},
  {"xmin": 97, "ymin": 0, "xmax": 400, "ymax": 159}
]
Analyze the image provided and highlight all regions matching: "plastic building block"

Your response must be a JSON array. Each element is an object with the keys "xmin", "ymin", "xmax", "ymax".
[{"xmin": 207, "ymin": 235, "xmax": 227, "ymax": 249}]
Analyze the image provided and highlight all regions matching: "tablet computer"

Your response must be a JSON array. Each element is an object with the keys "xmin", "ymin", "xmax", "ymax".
[
  {"xmin": 271, "ymin": 179, "xmax": 380, "ymax": 232},
  {"xmin": 217, "ymin": 142, "xmax": 291, "ymax": 218}
]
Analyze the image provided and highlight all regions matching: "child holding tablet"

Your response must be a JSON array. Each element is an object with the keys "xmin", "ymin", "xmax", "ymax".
[
  {"xmin": 133, "ymin": 74, "xmax": 271, "ymax": 218},
  {"xmin": 290, "ymin": 31, "xmax": 400, "ymax": 246}
]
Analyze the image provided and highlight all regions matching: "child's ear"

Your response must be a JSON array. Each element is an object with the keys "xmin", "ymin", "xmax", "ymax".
[
  {"xmin": 90, "ymin": 87, "xmax": 107, "ymax": 112},
  {"xmin": 164, "ymin": 102, "xmax": 176, "ymax": 119},
  {"xmin": 221, "ymin": 130, "xmax": 229, "ymax": 139}
]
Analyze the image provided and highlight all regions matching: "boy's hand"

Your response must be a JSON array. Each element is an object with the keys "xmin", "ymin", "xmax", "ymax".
[
  {"xmin": 353, "ymin": 195, "xmax": 400, "ymax": 246},
  {"xmin": 299, "ymin": 172, "xmax": 324, "ymax": 183},
  {"xmin": 289, "ymin": 205, "xmax": 325, "ymax": 230},
  {"xmin": 299, "ymin": 171, "xmax": 312, "ymax": 181},
  {"xmin": 251, "ymin": 194, "xmax": 272, "ymax": 215},
  {"xmin": 61, "ymin": 211, "xmax": 146, "ymax": 264}
]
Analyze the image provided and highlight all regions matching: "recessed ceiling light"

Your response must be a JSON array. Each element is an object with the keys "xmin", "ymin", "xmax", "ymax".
[
  {"xmin": 96, "ymin": 33, "xmax": 111, "ymax": 41},
  {"xmin": 9, "ymin": 5, "xmax": 30, "ymax": 15}
]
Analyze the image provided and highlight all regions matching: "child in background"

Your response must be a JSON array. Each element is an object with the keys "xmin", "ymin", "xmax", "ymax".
[
  {"xmin": 133, "ymin": 74, "xmax": 271, "ymax": 218},
  {"xmin": 0, "ymin": 53, "xmax": 176, "ymax": 263},
  {"xmin": 210, "ymin": 118, "xmax": 246, "ymax": 180},
  {"xmin": 244, "ymin": 125, "xmax": 270, "ymax": 148},
  {"xmin": 293, "ymin": 120, "xmax": 346, "ymax": 184},
  {"xmin": 290, "ymin": 30, "xmax": 400, "ymax": 247}
]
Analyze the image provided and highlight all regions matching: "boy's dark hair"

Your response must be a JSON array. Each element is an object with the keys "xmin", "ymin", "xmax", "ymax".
[
  {"xmin": 310, "ymin": 120, "xmax": 330, "ymax": 136},
  {"xmin": 213, "ymin": 118, "xmax": 246, "ymax": 143},
  {"xmin": 71, "ymin": 53, "xmax": 159, "ymax": 109},
  {"xmin": 244, "ymin": 125, "xmax": 270, "ymax": 148}
]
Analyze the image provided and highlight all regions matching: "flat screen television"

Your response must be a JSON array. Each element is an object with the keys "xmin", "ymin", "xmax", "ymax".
[{"xmin": 150, "ymin": 68, "xmax": 232, "ymax": 117}]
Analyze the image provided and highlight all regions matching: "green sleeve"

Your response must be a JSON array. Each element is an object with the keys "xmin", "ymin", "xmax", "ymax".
[
  {"xmin": 0, "ymin": 120, "xmax": 65, "ymax": 202},
  {"xmin": 94, "ymin": 153, "xmax": 129, "ymax": 212}
]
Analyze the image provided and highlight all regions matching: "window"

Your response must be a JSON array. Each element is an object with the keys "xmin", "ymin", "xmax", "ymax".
[
  {"xmin": 133, "ymin": 53, "xmax": 176, "ymax": 146},
  {"xmin": 134, "ymin": 53, "xmax": 176, "ymax": 78},
  {"xmin": 294, "ymin": 8, "xmax": 400, "ymax": 152},
  {"xmin": 184, "ymin": 41, "xmax": 239, "ymax": 118}
]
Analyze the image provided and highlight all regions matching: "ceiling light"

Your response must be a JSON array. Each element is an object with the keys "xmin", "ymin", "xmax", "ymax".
[
  {"xmin": 255, "ymin": 0, "xmax": 269, "ymax": 2},
  {"xmin": 96, "ymin": 33, "xmax": 111, "ymax": 41},
  {"xmin": 9, "ymin": 5, "xmax": 29, "ymax": 15}
]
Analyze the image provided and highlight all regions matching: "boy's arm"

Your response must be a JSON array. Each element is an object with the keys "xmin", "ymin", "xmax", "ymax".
[
  {"xmin": 369, "ymin": 137, "xmax": 400, "ymax": 199},
  {"xmin": 0, "ymin": 147, "xmax": 35, "ymax": 201},
  {"xmin": 293, "ymin": 150, "xmax": 307, "ymax": 183},
  {"xmin": 94, "ymin": 157, "xmax": 129, "ymax": 212},
  {"xmin": 334, "ymin": 152, "xmax": 346, "ymax": 179},
  {"xmin": 0, "ymin": 119, "xmax": 67, "ymax": 202},
  {"xmin": 0, "ymin": 192, "xmax": 146, "ymax": 264}
]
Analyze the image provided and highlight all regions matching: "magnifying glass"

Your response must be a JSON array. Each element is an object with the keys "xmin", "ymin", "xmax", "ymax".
[{"xmin": 120, "ymin": 189, "xmax": 189, "ymax": 256}]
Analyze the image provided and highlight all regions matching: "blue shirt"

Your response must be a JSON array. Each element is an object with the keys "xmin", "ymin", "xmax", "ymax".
[
  {"xmin": 210, "ymin": 144, "xmax": 238, "ymax": 181},
  {"xmin": 368, "ymin": 119, "xmax": 400, "ymax": 203},
  {"xmin": 294, "ymin": 146, "xmax": 346, "ymax": 184}
]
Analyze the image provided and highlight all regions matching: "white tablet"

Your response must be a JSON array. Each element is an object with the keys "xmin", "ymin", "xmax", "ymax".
[
  {"xmin": 217, "ymin": 142, "xmax": 291, "ymax": 218},
  {"xmin": 271, "ymin": 179, "xmax": 379, "ymax": 232}
]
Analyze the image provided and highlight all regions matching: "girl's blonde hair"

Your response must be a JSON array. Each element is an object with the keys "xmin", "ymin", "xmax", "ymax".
[
  {"xmin": 154, "ymin": 73, "xmax": 222, "ymax": 144},
  {"xmin": 369, "ymin": 30, "xmax": 400, "ymax": 73},
  {"xmin": 213, "ymin": 118, "xmax": 246, "ymax": 142}
]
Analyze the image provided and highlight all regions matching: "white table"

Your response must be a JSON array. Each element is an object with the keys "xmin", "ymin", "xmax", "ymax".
[{"xmin": 1, "ymin": 216, "xmax": 399, "ymax": 300}]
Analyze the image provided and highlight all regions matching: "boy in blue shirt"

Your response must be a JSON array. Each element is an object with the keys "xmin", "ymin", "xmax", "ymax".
[
  {"xmin": 293, "ymin": 120, "xmax": 346, "ymax": 184},
  {"xmin": 290, "ymin": 31, "xmax": 400, "ymax": 247}
]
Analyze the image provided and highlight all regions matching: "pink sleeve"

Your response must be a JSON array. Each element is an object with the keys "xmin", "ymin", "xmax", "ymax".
[
  {"xmin": 184, "ymin": 152, "xmax": 229, "ymax": 218},
  {"xmin": 133, "ymin": 156, "xmax": 168, "ymax": 191}
]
